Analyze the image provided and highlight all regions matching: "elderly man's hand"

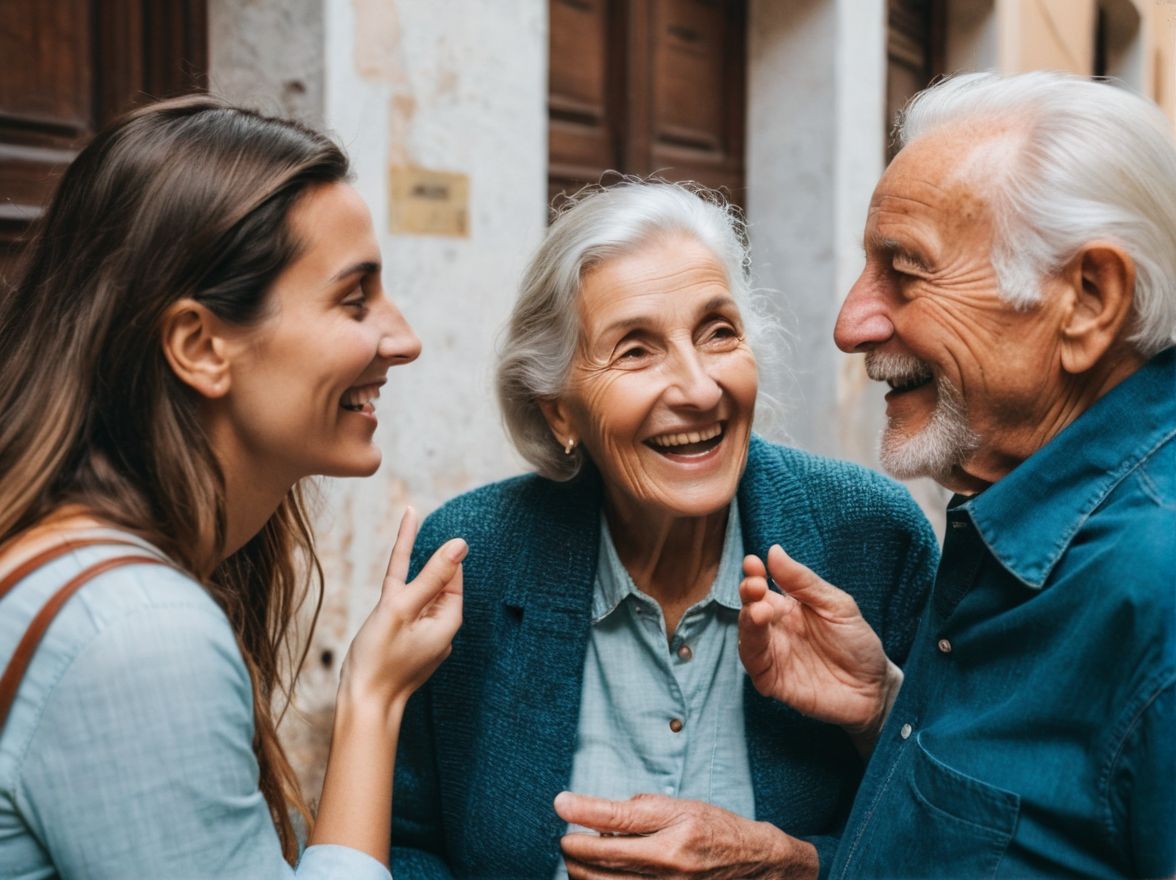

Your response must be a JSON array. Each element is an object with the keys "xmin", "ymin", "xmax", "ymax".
[
  {"xmin": 739, "ymin": 545, "xmax": 903, "ymax": 754},
  {"xmin": 554, "ymin": 791, "xmax": 818, "ymax": 880}
]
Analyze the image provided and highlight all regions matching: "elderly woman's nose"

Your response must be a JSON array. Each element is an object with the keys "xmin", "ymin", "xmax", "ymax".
[{"xmin": 665, "ymin": 347, "xmax": 723, "ymax": 410}]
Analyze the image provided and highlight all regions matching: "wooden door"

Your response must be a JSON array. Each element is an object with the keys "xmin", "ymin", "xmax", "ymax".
[
  {"xmin": 0, "ymin": 0, "xmax": 207, "ymax": 286},
  {"xmin": 886, "ymin": 0, "xmax": 944, "ymax": 160},
  {"xmin": 548, "ymin": 0, "xmax": 747, "ymax": 208}
]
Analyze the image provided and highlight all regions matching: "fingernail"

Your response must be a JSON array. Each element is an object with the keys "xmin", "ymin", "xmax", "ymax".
[{"xmin": 445, "ymin": 539, "xmax": 468, "ymax": 563}]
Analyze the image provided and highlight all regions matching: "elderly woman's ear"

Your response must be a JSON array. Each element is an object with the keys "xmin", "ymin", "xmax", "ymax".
[{"xmin": 538, "ymin": 398, "xmax": 578, "ymax": 454}]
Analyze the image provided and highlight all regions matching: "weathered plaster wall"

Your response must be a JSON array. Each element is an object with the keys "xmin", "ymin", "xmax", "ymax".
[
  {"xmin": 1150, "ymin": 0, "xmax": 1176, "ymax": 126},
  {"xmin": 299, "ymin": 0, "xmax": 547, "ymax": 798},
  {"xmin": 208, "ymin": 0, "xmax": 325, "ymax": 123},
  {"xmin": 999, "ymin": 0, "xmax": 1098, "ymax": 73},
  {"xmin": 211, "ymin": 0, "xmax": 547, "ymax": 800},
  {"xmin": 747, "ymin": 0, "xmax": 950, "ymax": 526}
]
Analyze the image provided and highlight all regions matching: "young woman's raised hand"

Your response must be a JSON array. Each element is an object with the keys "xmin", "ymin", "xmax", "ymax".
[
  {"xmin": 339, "ymin": 508, "xmax": 466, "ymax": 720},
  {"xmin": 312, "ymin": 509, "xmax": 465, "ymax": 862}
]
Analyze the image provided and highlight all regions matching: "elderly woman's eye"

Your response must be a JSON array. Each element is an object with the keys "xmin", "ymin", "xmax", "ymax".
[
  {"xmin": 618, "ymin": 345, "xmax": 649, "ymax": 360},
  {"xmin": 705, "ymin": 322, "xmax": 740, "ymax": 343}
]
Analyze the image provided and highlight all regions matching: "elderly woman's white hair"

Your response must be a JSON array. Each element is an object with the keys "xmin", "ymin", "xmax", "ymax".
[
  {"xmin": 497, "ymin": 179, "xmax": 768, "ymax": 481},
  {"xmin": 898, "ymin": 70, "xmax": 1176, "ymax": 357}
]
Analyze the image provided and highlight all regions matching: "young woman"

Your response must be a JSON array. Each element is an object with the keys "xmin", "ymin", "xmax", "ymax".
[{"xmin": 0, "ymin": 95, "xmax": 463, "ymax": 879}]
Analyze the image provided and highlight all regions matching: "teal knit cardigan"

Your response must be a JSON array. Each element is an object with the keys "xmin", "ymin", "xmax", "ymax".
[{"xmin": 393, "ymin": 436, "xmax": 938, "ymax": 879}]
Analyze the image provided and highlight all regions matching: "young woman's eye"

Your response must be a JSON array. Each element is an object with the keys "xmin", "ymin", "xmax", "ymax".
[{"xmin": 342, "ymin": 287, "xmax": 368, "ymax": 311}]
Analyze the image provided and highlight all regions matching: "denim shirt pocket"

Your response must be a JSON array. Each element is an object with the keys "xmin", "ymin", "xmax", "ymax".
[{"xmin": 848, "ymin": 734, "xmax": 1021, "ymax": 879}]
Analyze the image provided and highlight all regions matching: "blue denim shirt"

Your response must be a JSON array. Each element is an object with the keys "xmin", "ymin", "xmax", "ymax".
[
  {"xmin": 830, "ymin": 347, "xmax": 1176, "ymax": 879},
  {"xmin": 556, "ymin": 501, "xmax": 754, "ymax": 880}
]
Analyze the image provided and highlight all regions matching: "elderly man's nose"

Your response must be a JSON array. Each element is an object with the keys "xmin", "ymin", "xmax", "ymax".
[{"xmin": 834, "ymin": 274, "xmax": 894, "ymax": 353}]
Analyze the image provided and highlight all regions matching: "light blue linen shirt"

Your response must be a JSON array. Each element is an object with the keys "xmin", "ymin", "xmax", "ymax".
[
  {"xmin": 556, "ymin": 502, "xmax": 754, "ymax": 878},
  {"xmin": 0, "ymin": 531, "xmax": 390, "ymax": 880}
]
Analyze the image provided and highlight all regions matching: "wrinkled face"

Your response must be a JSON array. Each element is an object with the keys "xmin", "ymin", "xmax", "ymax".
[
  {"xmin": 219, "ymin": 182, "xmax": 421, "ymax": 484},
  {"xmin": 834, "ymin": 127, "xmax": 1071, "ymax": 490},
  {"xmin": 545, "ymin": 233, "xmax": 758, "ymax": 520}
]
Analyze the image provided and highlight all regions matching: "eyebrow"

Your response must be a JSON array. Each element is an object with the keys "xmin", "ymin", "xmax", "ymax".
[
  {"xmin": 864, "ymin": 233, "xmax": 932, "ymax": 272},
  {"xmin": 596, "ymin": 294, "xmax": 739, "ymax": 338},
  {"xmin": 329, "ymin": 260, "xmax": 381, "ymax": 284}
]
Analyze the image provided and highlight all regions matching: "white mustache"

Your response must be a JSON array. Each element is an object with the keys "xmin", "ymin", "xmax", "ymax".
[{"xmin": 864, "ymin": 351, "xmax": 933, "ymax": 386}]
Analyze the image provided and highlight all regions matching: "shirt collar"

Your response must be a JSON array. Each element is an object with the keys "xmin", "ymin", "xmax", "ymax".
[
  {"xmin": 593, "ymin": 497, "xmax": 745, "ymax": 622},
  {"xmin": 960, "ymin": 347, "xmax": 1176, "ymax": 590}
]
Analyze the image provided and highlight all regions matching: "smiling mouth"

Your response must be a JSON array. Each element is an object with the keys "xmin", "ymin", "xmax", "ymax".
[
  {"xmin": 645, "ymin": 422, "xmax": 724, "ymax": 457},
  {"xmin": 865, "ymin": 353, "xmax": 934, "ymax": 397},
  {"xmin": 886, "ymin": 373, "xmax": 933, "ymax": 396},
  {"xmin": 340, "ymin": 384, "xmax": 381, "ymax": 413}
]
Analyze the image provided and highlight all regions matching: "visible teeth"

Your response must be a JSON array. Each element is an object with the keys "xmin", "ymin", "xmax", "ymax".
[
  {"xmin": 341, "ymin": 386, "xmax": 379, "ymax": 411},
  {"xmin": 648, "ymin": 423, "xmax": 722, "ymax": 449}
]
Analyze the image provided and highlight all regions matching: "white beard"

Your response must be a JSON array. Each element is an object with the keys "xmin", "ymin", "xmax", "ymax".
[{"xmin": 865, "ymin": 352, "xmax": 980, "ymax": 482}]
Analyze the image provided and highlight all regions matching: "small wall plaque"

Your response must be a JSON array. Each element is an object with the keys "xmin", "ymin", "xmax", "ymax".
[{"xmin": 389, "ymin": 166, "xmax": 469, "ymax": 237}]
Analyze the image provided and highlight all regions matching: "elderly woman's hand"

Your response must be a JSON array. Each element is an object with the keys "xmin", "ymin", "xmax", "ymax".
[
  {"xmin": 738, "ymin": 546, "xmax": 903, "ymax": 756},
  {"xmin": 554, "ymin": 792, "xmax": 817, "ymax": 880}
]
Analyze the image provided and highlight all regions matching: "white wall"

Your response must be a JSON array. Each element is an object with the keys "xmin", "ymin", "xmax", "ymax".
[
  {"xmin": 747, "ymin": 0, "xmax": 950, "ymax": 525},
  {"xmin": 208, "ymin": 0, "xmax": 325, "ymax": 123},
  {"xmin": 213, "ymin": 0, "xmax": 549, "ymax": 797}
]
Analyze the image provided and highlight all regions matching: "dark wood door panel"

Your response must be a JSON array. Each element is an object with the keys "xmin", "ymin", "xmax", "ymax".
[
  {"xmin": 548, "ymin": 0, "xmax": 746, "ymax": 208},
  {"xmin": 0, "ymin": 0, "xmax": 92, "ymax": 135},
  {"xmin": 0, "ymin": 0, "xmax": 207, "ymax": 286}
]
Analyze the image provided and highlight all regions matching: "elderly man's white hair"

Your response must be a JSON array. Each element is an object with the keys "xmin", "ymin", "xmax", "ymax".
[{"xmin": 898, "ymin": 71, "xmax": 1176, "ymax": 357}]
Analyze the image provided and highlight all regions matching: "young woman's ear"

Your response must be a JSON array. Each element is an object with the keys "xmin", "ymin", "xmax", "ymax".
[{"xmin": 160, "ymin": 299, "xmax": 232, "ymax": 399}]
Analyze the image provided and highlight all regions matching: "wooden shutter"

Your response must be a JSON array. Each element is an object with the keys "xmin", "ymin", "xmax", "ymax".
[
  {"xmin": 886, "ymin": 0, "xmax": 944, "ymax": 160},
  {"xmin": 548, "ymin": 0, "xmax": 746, "ymax": 208},
  {"xmin": 0, "ymin": 0, "xmax": 207, "ymax": 285}
]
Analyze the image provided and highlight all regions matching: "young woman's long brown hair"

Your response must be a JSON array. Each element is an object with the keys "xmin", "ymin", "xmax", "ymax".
[{"xmin": 0, "ymin": 95, "xmax": 350, "ymax": 862}]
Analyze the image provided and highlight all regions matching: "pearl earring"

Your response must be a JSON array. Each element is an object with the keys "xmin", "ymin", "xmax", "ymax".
[{"xmin": 564, "ymin": 437, "xmax": 576, "ymax": 455}]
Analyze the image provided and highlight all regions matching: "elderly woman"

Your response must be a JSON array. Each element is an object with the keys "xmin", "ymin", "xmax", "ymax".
[{"xmin": 392, "ymin": 181, "xmax": 937, "ymax": 879}]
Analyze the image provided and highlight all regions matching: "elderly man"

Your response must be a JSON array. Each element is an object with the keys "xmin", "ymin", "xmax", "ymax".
[{"xmin": 557, "ymin": 71, "xmax": 1174, "ymax": 878}]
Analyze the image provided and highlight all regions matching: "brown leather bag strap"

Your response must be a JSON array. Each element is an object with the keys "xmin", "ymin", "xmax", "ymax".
[
  {"xmin": 0, "ymin": 552, "xmax": 171, "ymax": 729},
  {"xmin": 0, "ymin": 537, "xmax": 147, "ymax": 603}
]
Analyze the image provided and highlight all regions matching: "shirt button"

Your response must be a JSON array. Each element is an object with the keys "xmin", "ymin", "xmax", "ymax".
[
  {"xmin": 669, "ymin": 718, "xmax": 684, "ymax": 733},
  {"xmin": 677, "ymin": 643, "xmax": 693, "ymax": 661},
  {"xmin": 937, "ymin": 638, "xmax": 952, "ymax": 654},
  {"xmin": 900, "ymin": 723, "xmax": 913, "ymax": 740}
]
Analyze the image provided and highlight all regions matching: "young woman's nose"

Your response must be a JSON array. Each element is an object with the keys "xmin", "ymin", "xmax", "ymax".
[
  {"xmin": 377, "ymin": 301, "xmax": 422, "ymax": 365},
  {"xmin": 834, "ymin": 270, "xmax": 896, "ymax": 353}
]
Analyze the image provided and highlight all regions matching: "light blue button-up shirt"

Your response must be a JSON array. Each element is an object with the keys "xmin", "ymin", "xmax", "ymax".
[
  {"xmin": 0, "ymin": 531, "xmax": 391, "ymax": 880},
  {"xmin": 556, "ymin": 501, "xmax": 754, "ymax": 877}
]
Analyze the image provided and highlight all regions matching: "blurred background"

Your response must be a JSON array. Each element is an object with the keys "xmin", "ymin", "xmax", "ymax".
[{"xmin": 2, "ymin": 0, "xmax": 1173, "ymax": 802}]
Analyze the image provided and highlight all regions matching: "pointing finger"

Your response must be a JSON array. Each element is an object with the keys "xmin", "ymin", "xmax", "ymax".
[
  {"xmin": 383, "ymin": 507, "xmax": 418, "ymax": 590},
  {"xmin": 396, "ymin": 538, "xmax": 467, "ymax": 619}
]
